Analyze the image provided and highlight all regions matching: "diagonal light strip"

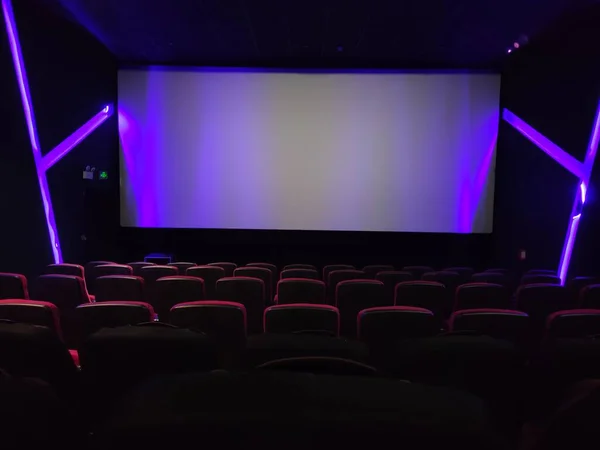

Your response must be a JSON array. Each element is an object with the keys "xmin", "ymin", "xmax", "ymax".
[
  {"xmin": 503, "ymin": 101, "xmax": 600, "ymax": 284},
  {"xmin": 503, "ymin": 109, "xmax": 586, "ymax": 179},
  {"xmin": 2, "ymin": 0, "xmax": 112, "ymax": 264},
  {"xmin": 42, "ymin": 105, "xmax": 113, "ymax": 171}
]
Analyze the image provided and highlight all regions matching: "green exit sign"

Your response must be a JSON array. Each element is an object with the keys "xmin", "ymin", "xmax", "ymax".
[{"xmin": 99, "ymin": 171, "xmax": 108, "ymax": 180}]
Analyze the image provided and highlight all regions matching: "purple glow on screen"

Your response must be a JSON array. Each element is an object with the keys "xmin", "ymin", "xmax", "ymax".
[
  {"xmin": 2, "ymin": 0, "xmax": 112, "ymax": 263},
  {"xmin": 504, "ymin": 101, "xmax": 600, "ymax": 284}
]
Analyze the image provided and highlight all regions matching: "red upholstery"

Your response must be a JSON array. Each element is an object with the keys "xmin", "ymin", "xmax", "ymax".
[
  {"xmin": 170, "ymin": 300, "xmax": 247, "ymax": 337},
  {"xmin": 95, "ymin": 275, "xmax": 145, "ymax": 302},
  {"xmin": 216, "ymin": 277, "xmax": 265, "ymax": 334},
  {"xmin": 276, "ymin": 278, "xmax": 326, "ymax": 305},
  {"xmin": 264, "ymin": 304, "xmax": 339, "ymax": 335},
  {"xmin": 128, "ymin": 261, "xmax": 155, "ymax": 276},
  {"xmin": 207, "ymin": 262, "xmax": 237, "ymax": 277},
  {"xmin": 0, "ymin": 273, "xmax": 29, "ymax": 299},
  {"xmin": 283, "ymin": 264, "xmax": 317, "ymax": 271},
  {"xmin": 31, "ymin": 275, "xmax": 91, "ymax": 307},
  {"xmin": 395, "ymin": 281, "xmax": 448, "ymax": 316},
  {"xmin": 322, "ymin": 265, "xmax": 355, "ymax": 284},
  {"xmin": 280, "ymin": 268, "xmax": 320, "ymax": 280},
  {"xmin": 362, "ymin": 265, "xmax": 395, "ymax": 278},
  {"xmin": 45, "ymin": 263, "xmax": 84, "ymax": 278},
  {"xmin": 168, "ymin": 262, "xmax": 197, "ymax": 274},
  {"xmin": 357, "ymin": 306, "xmax": 437, "ymax": 342},
  {"xmin": 449, "ymin": 308, "xmax": 529, "ymax": 341},
  {"xmin": 454, "ymin": 283, "xmax": 511, "ymax": 311},
  {"xmin": 234, "ymin": 267, "xmax": 273, "ymax": 303},
  {"xmin": 0, "ymin": 299, "xmax": 62, "ymax": 337},
  {"xmin": 76, "ymin": 301, "xmax": 156, "ymax": 342},
  {"xmin": 186, "ymin": 265, "xmax": 226, "ymax": 298},
  {"xmin": 154, "ymin": 276, "xmax": 205, "ymax": 319},
  {"xmin": 546, "ymin": 309, "xmax": 600, "ymax": 339}
]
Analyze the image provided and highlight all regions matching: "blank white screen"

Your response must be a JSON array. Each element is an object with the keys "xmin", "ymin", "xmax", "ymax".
[{"xmin": 119, "ymin": 68, "xmax": 499, "ymax": 233}]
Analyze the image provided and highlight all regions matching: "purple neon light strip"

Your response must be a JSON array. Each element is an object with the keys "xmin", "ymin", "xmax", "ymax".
[
  {"xmin": 3, "ymin": 0, "xmax": 113, "ymax": 264},
  {"xmin": 42, "ymin": 105, "xmax": 113, "ymax": 171},
  {"xmin": 557, "ymin": 100, "xmax": 600, "ymax": 283},
  {"xmin": 503, "ymin": 109, "xmax": 585, "ymax": 179},
  {"xmin": 2, "ymin": 0, "xmax": 62, "ymax": 263}
]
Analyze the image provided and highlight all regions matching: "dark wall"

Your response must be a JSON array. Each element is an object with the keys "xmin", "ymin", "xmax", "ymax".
[
  {"xmin": 0, "ymin": 0, "xmax": 118, "ymax": 277},
  {"xmin": 493, "ymin": 4, "xmax": 600, "ymax": 276}
]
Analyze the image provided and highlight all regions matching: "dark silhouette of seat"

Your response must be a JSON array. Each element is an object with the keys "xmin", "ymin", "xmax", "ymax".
[
  {"xmin": 362, "ymin": 265, "xmax": 394, "ymax": 279},
  {"xmin": 327, "ymin": 270, "xmax": 366, "ymax": 304},
  {"xmin": 216, "ymin": 277, "xmax": 265, "ymax": 334},
  {"xmin": 0, "ymin": 299, "xmax": 61, "ymax": 337},
  {"xmin": 402, "ymin": 266, "xmax": 434, "ymax": 279},
  {"xmin": 580, "ymin": 284, "xmax": 600, "ymax": 308},
  {"xmin": 521, "ymin": 274, "xmax": 561, "ymax": 286},
  {"xmin": 336, "ymin": 280, "xmax": 387, "ymax": 337},
  {"xmin": 375, "ymin": 271, "xmax": 414, "ymax": 304},
  {"xmin": 0, "ymin": 273, "xmax": 29, "ymax": 299},
  {"xmin": 95, "ymin": 275, "xmax": 145, "ymax": 302},
  {"xmin": 276, "ymin": 278, "xmax": 326, "ymax": 305},
  {"xmin": 449, "ymin": 309, "xmax": 529, "ymax": 341},
  {"xmin": 546, "ymin": 309, "xmax": 600, "ymax": 339},
  {"xmin": 322, "ymin": 265, "xmax": 355, "ymax": 284},
  {"xmin": 395, "ymin": 281, "xmax": 448, "ymax": 317},
  {"xmin": 280, "ymin": 268, "xmax": 320, "ymax": 280},
  {"xmin": 264, "ymin": 304, "xmax": 339, "ymax": 335},
  {"xmin": 44, "ymin": 263, "xmax": 84, "ymax": 278},
  {"xmin": 76, "ymin": 301, "xmax": 155, "ymax": 342},
  {"xmin": 154, "ymin": 276, "xmax": 205, "ymax": 319},
  {"xmin": 454, "ymin": 283, "xmax": 511, "ymax": 311},
  {"xmin": 127, "ymin": 262, "xmax": 155, "ymax": 277},
  {"xmin": 422, "ymin": 271, "xmax": 461, "ymax": 295},
  {"xmin": 207, "ymin": 262, "xmax": 237, "ymax": 277},
  {"xmin": 85, "ymin": 261, "xmax": 115, "ymax": 293},
  {"xmin": 186, "ymin": 265, "xmax": 226, "ymax": 298},
  {"xmin": 168, "ymin": 262, "xmax": 197, "ymax": 275},
  {"xmin": 358, "ymin": 306, "xmax": 438, "ymax": 346},
  {"xmin": 283, "ymin": 264, "xmax": 317, "ymax": 271},
  {"xmin": 471, "ymin": 272, "xmax": 511, "ymax": 289},
  {"xmin": 92, "ymin": 264, "xmax": 133, "ymax": 279},
  {"xmin": 246, "ymin": 263, "xmax": 278, "ymax": 292},
  {"xmin": 139, "ymin": 266, "xmax": 178, "ymax": 303},
  {"xmin": 234, "ymin": 267, "xmax": 273, "ymax": 304},
  {"xmin": 568, "ymin": 277, "xmax": 598, "ymax": 303}
]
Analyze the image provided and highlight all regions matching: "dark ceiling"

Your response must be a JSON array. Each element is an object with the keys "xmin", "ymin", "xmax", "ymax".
[{"xmin": 43, "ymin": 0, "xmax": 598, "ymax": 69}]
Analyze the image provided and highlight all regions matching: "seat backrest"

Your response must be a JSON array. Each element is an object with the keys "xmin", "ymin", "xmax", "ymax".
[
  {"xmin": 375, "ymin": 271, "xmax": 414, "ymax": 304},
  {"xmin": 327, "ymin": 270, "xmax": 366, "ymax": 303},
  {"xmin": 139, "ymin": 266, "xmax": 179, "ymax": 303},
  {"xmin": 0, "ymin": 273, "xmax": 29, "ymax": 299},
  {"xmin": 264, "ymin": 304, "xmax": 339, "ymax": 335},
  {"xmin": 216, "ymin": 277, "xmax": 265, "ymax": 333},
  {"xmin": 402, "ymin": 266, "xmax": 434, "ymax": 279},
  {"xmin": 234, "ymin": 267, "xmax": 273, "ymax": 303},
  {"xmin": 168, "ymin": 262, "xmax": 197, "ymax": 275},
  {"xmin": 422, "ymin": 271, "xmax": 461, "ymax": 293},
  {"xmin": 207, "ymin": 262, "xmax": 237, "ymax": 277},
  {"xmin": 580, "ymin": 284, "xmax": 600, "ymax": 308},
  {"xmin": 85, "ymin": 261, "xmax": 115, "ymax": 293},
  {"xmin": 95, "ymin": 275, "xmax": 145, "ymax": 302},
  {"xmin": 276, "ymin": 278, "xmax": 326, "ymax": 305},
  {"xmin": 45, "ymin": 263, "xmax": 84, "ymax": 278},
  {"xmin": 444, "ymin": 267, "xmax": 475, "ymax": 279},
  {"xmin": 336, "ymin": 280, "xmax": 387, "ymax": 338},
  {"xmin": 454, "ymin": 283, "xmax": 511, "ymax": 311},
  {"xmin": 394, "ymin": 281, "xmax": 448, "ymax": 316},
  {"xmin": 246, "ymin": 263, "xmax": 278, "ymax": 291},
  {"xmin": 170, "ymin": 301, "xmax": 247, "ymax": 343},
  {"xmin": 283, "ymin": 264, "xmax": 317, "ymax": 271},
  {"xmin": 471, "ymin": 272, "xmax": 511, "ymax": 288},
  {"xmin": 362, "ymin": 265, "xmax": 395, "ymax": 279},
  {"xmin": 127, "ymin": 262, "xmax": 155, "ymax": 277},
  {"xmin": 76, "ymin": 302, "xmax": 155, "ymax": 342},
  {"xmin": 154, "ymin": 276, "xmax": 205, "ymax": 319},
  {"xmin": 0, "ymin": 300, "xmax": 61, "ymax": 337},
  {"xmin": 358, "ymin": 306, "xmax": 438, "ymax": 346},
  {"xmin": 280, "ymin": 268, "xmax": 320, "ymax": 280},
  {"xmin": 568, "ymin": 277, "xmax": 599, "ymax": 303},
  {"xmin": 546, "ymin": 309, "xmax": 600, "ymax": 339},
  {"xmin": 322, "ymin": 264, "xmax": 355, "ymax": 283},
  {"xmin": 92, "ymin": 264, "xmax": 133, "ymax": 279},
  {"xmin": 449, "ymin": 309, "xmax": 529, "ymax": 341},
  {"xmin": 521, "ymin": 274, "xmax": 561, "ymax": 286},
  {"xmin": 186, "ymin": 265, "xmax": 226, "ymax": 298},
  {"xmin": 517, "ymin": 284, "xmax": 570, "ymax": 321}
]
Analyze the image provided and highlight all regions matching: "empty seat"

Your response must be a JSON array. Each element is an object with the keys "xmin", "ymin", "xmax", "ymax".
[
  {"xmin": 402, "ymin": 266, "xmax": 434, "ymax": 279},
  {"xmin": 264, "ymin": 304, "xmax": 339, "ymax": 335},
  {"xmin": 85, "ymin": 261, "xmax": 115, "ymax": 293},
  {"xmin": 276, "ymin": 279, "xmax": 326, "ymax": 305},
  {"xmin": 521, "ymin": 274, "xmax": 561, "ymax": 286},
  {"xmin": 127, "ymin": 262, "xmax": 155, "ymax": 277},
  {"xmin": 207, "ymin": 262, "xmax": 237, "ymax": 277},
  {"xmin": 0, "ymin": 300, "xmax": 61, "ymax": 336},
  {"xmin": 154, "ymin": 276, "xmax": 205, "ymax": 319},
  {"xmin": 546, "ymin": 309, "xmax": 600, "ymax": 339},
  {"xmin": 0, "ymin": 273, "xmax": 29, "ymax": 299},
  {"xmin": 216, "ymin": 277, "xmax": 265, "ymax": 334},
  {"xmin": 327, "ymin": 270, "xmax": 366, "ymax": 304},
  {"xmin": 449, "ymin": 309, "xmax": 529, "ymax": 341},
  {"xmin": 454, "ymin": 283, "xmax": 511, "ymax": 311},
  {"xmin": 246, "ymin": 263, "xmax": 278, "ymax": 291},
  {"xmin": 568, "ymin": 277, "xmax": 598, "ymax": 303},
  {"xmin": 76, "ymin": 302, "xmax": 155, "ymax": 342},
  {"xmin": 358, "ymin": 306, "xmax": 438, "ymax": 346},
  {"xmin": 444, "ymin": 267, "xmax": 475, "ymax": 279},
  {"xmin": 580, "ymin": 285, "xmax": 600, "ymax": 308},
  {"xmin": 375, "ymin": 271, "xmax": 414, "ymax": 304},
  {"xmin": 395, "ymin": 281, "xmax": 448, "ymax": 317},
  {"xmin": 422, "ymin": 271, "xmax": 461, "ymax": 293},
  {"xmin": 362, "ymin": 265, "xmax": 395, "ymax": 278},
  {"xmin": 336, "ymin": 280, "xmax": 387, "ymax": 337},
  {"xmin": 234, "ymin": 267, "xmax": 273, "ymax": 304},
  {"xmin": 139, "ymin": 266, "xmax": 178, "ymax": 303},
  {"xmin": 280, "ymin": 268, "xmax": 320, "ymax": 280},
  {"xmin": 91, "ymin": 264, "xmax": 133, "ymax": 279},
  {"xmin": 517, "ymin": 284, "xmax": 570, "ymax": 330},
  {"xmin": 484, "ymin": 268, "xmax": 509, "ymax": 274},
  {"xmin": 30, "ymin": 275, "xmax": 91, "ymax": 347},
  {"xmin": 186, "ymin": 265, "xmax": 226, "ymax": 298},
  {"xmin": 471, "ymin": 272, "xmax": 511, "ymax": 288},
  {"xmin": 283, "ymin": 264, "xmax": 317, "ymax": 271},
  {"xmin": 322, "ymin": 264, "xmax": 355, "ymax": 283},
  {"xmin": 168, "ymin": 262, "xmax": 197, "ymax": 274},
  {"xmin": 45, "ymin": 263, "xmax": 84, "ymax": 278},
  {"xmin": 170, "ymin": 301, "xmax": 247, "ymax": 345},
  {"xmin": 95, "ymin": 275, "xmax": 145, "ymax": 302}
]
